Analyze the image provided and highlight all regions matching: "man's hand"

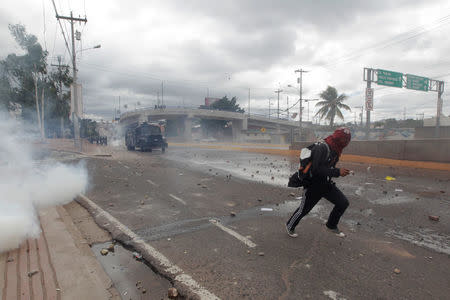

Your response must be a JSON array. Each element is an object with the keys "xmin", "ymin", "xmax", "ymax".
[{"xmin": 340, "ymin": 168, "xmax": 350, "ymax": 177}]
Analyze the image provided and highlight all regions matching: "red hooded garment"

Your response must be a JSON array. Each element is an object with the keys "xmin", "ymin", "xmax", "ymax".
[{"xmin": 324, "ymin": 127, "xmax": 351, "ymax": 156}]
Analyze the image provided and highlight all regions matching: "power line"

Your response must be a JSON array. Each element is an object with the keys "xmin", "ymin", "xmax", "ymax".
[
  {"xmin": 317, "ymin": 13, "xmax": 450, "ymax": 70},
  {"xmin": 50, "ymin": 0, "xmax": 71, "ymax": 57}
]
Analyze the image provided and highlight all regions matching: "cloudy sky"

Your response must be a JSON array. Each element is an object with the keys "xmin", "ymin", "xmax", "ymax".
[{"xmin": 1, "ymin": 0, "xmax": 450, "ymax": 123}]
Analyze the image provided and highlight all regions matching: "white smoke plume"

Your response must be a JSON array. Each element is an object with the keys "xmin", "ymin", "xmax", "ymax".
[{"xmin": 0, "ymin": 114, "xmax": 88, "ymax": 253}]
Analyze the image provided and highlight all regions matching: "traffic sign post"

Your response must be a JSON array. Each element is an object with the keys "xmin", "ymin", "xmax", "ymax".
[
  {"xmin": 363, "ymin": 67, "xmax": 445, "ymax": 138},
  {"xmin": 406, "ymin": 74, "xmax": 429, "ymax": 91},
  {"xmin": 365, "ymin": 88, "xmax": 374, "ymax": 111}
]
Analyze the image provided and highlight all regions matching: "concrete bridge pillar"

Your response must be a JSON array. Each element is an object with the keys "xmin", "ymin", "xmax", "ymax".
[
  {"xmin": 184, "ymin": 117, "xmax": 193, "ymax": 141},
  {"xmin": 232, "ymin": 119, "xmax": 247, "ymax": 142}
]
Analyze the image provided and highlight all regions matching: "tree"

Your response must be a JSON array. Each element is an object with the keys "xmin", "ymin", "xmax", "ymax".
[
  {"xmin": 199, "ymin": 96, "xmax": 244, "ymax": 138},
  {"xmin": 200, "ymin": 96, "xmax": 244, "ymax": 113},
  {"xmin": 0, "ymin": 24, "xmax": 73, "ymax": 137},
  {"xmin": 315, "ymin": 86, "xmax": 351, "ymax": 127}
]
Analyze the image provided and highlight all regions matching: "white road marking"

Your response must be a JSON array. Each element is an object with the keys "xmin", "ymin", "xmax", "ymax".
[
  {"xmin": 209, "ymin": 219, "xmax": 257, "ymax": 248},
  {"xmin": 146, "ymin": 179, "xmax": 158, "ymax": 186},
  {"xmin": 78, "ymin": 195, "xmax": 220, "ymax": 300},
  {"xmin": 169, "ymin": 194, "xmax": 187, "ymax": 205}
]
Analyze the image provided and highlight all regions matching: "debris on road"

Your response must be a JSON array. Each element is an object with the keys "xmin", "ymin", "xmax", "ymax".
[
  {"xmin": 289, "ymin": 192, "xmax": 295, "ymax": 197},
  {"xmin": 108, "ymin": 203, "xmax": 114, "ymax": 207},
  {"xmin": 385, "ymin": 176, "xmax": 396, "ymax": 181},
  {"xmin": 7, "ymin": 257, "xmax": 14, "ymax": 262},
  {"xmin": 258, "ymin": 252, "xmax": 265, "ymax": 256},
  {"xmin": 140, "ymin": 200, "xmax": 145, "ymax": 205},
  {"xmin": 395, "ymin": 189, "xmax": 403, "ymax": 192},
  {"xmin": 428, "ymin": 215, "xmax": 440, "ymax": 221},
  {"xmin": 133, "ymin": 252, "xmax": 143, "ymax": 260},
  {"xmin": 100, "ymin": 249, "xmax": 109, "ymax": 256},
  {"xmin": 168, "ymin": 287, "xmax": 178, "ymax": 298},
  {"xmin": 28, "ymin": 270, "xmax": 39, "ymax": 277},
  {"xmin": 261, "ymin": 208, "xmax": 273, "ymax": 211},
  {"xmin": 393, "ymin": 268, "xmax": 401, "ymax": 274},
  {"xmin": 230, "ymin": 211, "xmax": 236, "ymax": 217},
  {"xmin": 142, "ymin": 288, "xmax": 147, "ymax": 294},
  {"xmin": 107, "ymin": 244, "xmax": 115, "ymax": 252}
]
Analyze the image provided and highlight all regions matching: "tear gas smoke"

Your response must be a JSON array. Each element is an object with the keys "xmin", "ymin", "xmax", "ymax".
[{"xmin": 0, "ymin": 115, "xmax": 88, "ymax": 253}]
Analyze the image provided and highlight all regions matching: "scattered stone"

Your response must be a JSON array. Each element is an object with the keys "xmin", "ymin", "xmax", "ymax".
[
  {"xmin": 247, "ymin": 250, "xmax": 251, "ymax": 254},
  {"xmin": 133, "ymin": 252, "xmax": 143, "ymax": 260},
  {"xmin": 7, "ymin": 257, "xmax": 14, "ymax": 262},
  {"xmin": 428, "ymin": 215, "xmax": 440, "ymax": 221},
  {"xmin": 230, "ymin": 212, "xmax": 236, "ymax": 217},
  {"xmin": 168, "ymin": 287, "xmax": 178, "ymax": 298},
  {"xmin": 258, "ymin": 252, "xmax": 265, "ymax": 256},
  {"xmin": 209, "ymin": 169, "xmax": 212, "ymax": 172},
  {"xmin": 136, "ymin": 281, "xmax": 142, "ymax": 286},
  {"xmin": 382, "ymin": 191, "xmax": 387, "ymax": 195},
  {"xmin": 257, "ymin": 198, "xmax": 262, "ymax": 202},
  {"xmin": 393, "ymin": 268, "xmax": 401, "ymax": 274},
  {"xmin": 289, "ymin": 192, "xmax": 295, "ymax": 197},
  {"xmin": 356, "ymin": 222, "xmax": 361, "ymax": 226},
  {"xmin": 108, "ymin": 203, "xmax": 114, "ymax": 207},
  {"xmin": 100, "ymin": 249, "xmax": 109, "ymax": 256},
  {"xmin": 107, "ymin": 244, "xmax": 115, "ymax": 252},
  {"xmin": 251, "ymin": 174, "xmax": 254, "ymax": 177},
  {"xmin": 140, "ymin": 200, "xmax": 145, "ymax": 205},
  {"xmin": 28, "ymin": 270, "xmax": 39, "ymax": 277},
  {"xmin": 142, "ymin": 288, "xmax": 147, "ymax": 294},
  {"xmin": 271, "ymin": 176, "xmax": 274, "ymax": 180},
  {"xmin": 256, "ymin": 170, "xmax": 259, "ymax": 174},
  {"xmin": 243, "ymin": 168, "xmax": 246, "ymax": 171},
  {"xmin": 440, "ymin": 190, "xmax": 445, "ymax": 193},
  {"xmin": 197, "ymin": 183, "xmax": 202, "ymax": 185}
]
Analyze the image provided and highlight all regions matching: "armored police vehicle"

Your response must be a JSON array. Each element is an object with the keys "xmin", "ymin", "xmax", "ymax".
[{"xmin": 125, "ymin": 122, "xmax": 167, "ymax": 152}]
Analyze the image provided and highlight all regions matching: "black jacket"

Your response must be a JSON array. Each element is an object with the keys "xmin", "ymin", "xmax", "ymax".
[{"xmin": 310, "ymin": 143, "xmax": 340, "ymax": 183}]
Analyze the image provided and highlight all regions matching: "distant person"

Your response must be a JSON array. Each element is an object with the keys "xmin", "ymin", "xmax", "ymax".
[{"xmin": 286, "ymin": 127, "xmax": 352, "ymax": 238}]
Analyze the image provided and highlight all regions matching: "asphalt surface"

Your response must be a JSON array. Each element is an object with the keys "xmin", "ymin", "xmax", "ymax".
[{"xmin": 83, "ymin": 145, "xmax": 449, "ymax": 299}]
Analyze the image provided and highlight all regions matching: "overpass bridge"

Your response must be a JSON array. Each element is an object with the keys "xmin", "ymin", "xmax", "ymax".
[{"xmin": 120, "ymin": 107, "xmax": 302, "ymax": 143}]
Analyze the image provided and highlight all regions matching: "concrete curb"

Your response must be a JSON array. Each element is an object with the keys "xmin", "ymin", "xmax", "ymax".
[{"xmin": 76, "ymin": 194, "xmax": 220, "ymax": 300}]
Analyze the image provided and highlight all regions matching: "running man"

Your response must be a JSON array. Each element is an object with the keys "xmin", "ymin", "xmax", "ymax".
[{"xmin": 286, "ymin": 127, "xmax": 352, "ymax": 238}]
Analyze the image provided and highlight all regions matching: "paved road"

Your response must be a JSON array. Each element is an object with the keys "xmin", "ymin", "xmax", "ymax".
[{"xmin": 84, "ymin": 145, "xmax": 450, "ymax": 299}]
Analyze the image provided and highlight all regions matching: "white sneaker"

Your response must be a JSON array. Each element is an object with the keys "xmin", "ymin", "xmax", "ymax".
[
  {"xmin": 326, "ymin": 226, "xmax": 346, "ymax": 238},
  {"xmin": 286, "ymin": 225, "xmax": 298, "ymax": 238}
]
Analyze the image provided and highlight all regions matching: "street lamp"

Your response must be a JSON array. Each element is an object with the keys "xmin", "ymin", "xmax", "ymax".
[
  {"xmin": 76, "ymin": 44, "xmax": 101, "ymax": 54},
  {"xmin": 304, "ymin": 99, "xmax": 319, "ymax": 122}
]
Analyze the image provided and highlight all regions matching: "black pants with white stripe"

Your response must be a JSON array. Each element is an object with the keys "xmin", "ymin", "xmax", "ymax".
[{"xmin": 286, "ymin": 182, "xmax": 349, "ymax": 231}]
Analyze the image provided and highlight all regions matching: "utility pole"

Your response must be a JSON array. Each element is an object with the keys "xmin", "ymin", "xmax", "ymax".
[
  {"xmin": 56, "ymin": 11, "xmax": 87, "ymax": 149},
  {"xmin": 51, "ymin": 56, "xmax": 69, "ymax": 138},
  {"xmin": 248, "ymin": 88, "xmax": 251, "ymax": 116},
  {"xmin": 353, "ymin": 106, "xmax": 363, "ymax": 127},
  {"xmin": 274, "ymin": 89, "xmax": 283, "ymax": 119},
  {"xmin": 286, "ymin": 96, "xmax": 289, "ymax": 120},
  {"xmin": 435, "ymin": 81, "xmax": 444, "ymax": 138},
  {"xmin": 161, "ymin": 81, "xmax": 164, "ymax": 107},
  {"xmin": 365, "ymin": 69, "xmax": 373, "ymax": 140},
  {"xmin": 295, "ymin": 69, "xmax": 308, "ymax": 140}
]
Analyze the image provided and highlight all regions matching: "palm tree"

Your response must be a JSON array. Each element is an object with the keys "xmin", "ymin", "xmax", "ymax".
[{"xmin": 315, "ymin": 86, "xmax": 351, "ymax": 127}]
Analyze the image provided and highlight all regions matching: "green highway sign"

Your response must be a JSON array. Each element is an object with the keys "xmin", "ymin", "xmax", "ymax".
[
  {"xmin": 406, "ymin": 74, "xmax": 429, "ymax": 91},
  {"xmin": 377, "ymin": 69, "xmax": 403, "ymax": 88}
]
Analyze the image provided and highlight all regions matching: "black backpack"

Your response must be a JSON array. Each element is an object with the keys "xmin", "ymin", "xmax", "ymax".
[{"xmin": 288, "ymin": 142, "xmax": 329, "ymax": 188}]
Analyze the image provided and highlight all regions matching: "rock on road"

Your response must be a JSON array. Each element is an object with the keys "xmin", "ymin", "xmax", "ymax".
[{"xmin": 83, "ymin": 145, "xmax": 450, "ymax": 299}]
